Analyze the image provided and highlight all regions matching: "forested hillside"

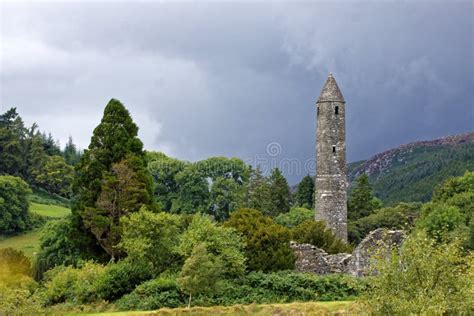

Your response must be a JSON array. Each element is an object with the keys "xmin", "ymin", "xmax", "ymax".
[{"xmin": 348, "ymin": 133, "xmax": 474, "ymax": 205}]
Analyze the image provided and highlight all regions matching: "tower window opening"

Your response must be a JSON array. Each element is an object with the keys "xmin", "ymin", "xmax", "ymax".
[
  {"xmin": 317, "ymin": 106, "xmax": 319, "ymax": 116},
  {"xmin": 332, "ymin": 146, "xmax": 336, "ymax": 153},
  {"xmin": 335, "ymin": 106, "xmax": 339, "ymax": 115}
]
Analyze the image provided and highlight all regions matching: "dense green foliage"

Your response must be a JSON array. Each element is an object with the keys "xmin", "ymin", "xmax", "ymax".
[
  {"xmin": 147, "ymin": 153, "xmax": 249, "ymax": 221},
  {"xmin": 243, "ymin": 167, "xmax": 272, "ymax": 213},
  {"xmin": 294, "ymin": 175, "xmax": 314, "ymax": 208},
  {"xmin": 275, "ymin": 207, "xmax": 313, "ymax": 228},
  {"xmin": 347, "ymin": 174, "xmax": 382, "ymax": 220},
  {"xmin": 224, "ymin": 208, "xmax": 295, "ymax": 272},
  {"xmin": 178, "ymin": 243, "xmax": 223, "ymax": 307},
  {"xmin": 33, "ymin": 155, "xmax": 74, "ymax": 197},
  {"xmin": 116, "ymin": 276, "xmax": 185, "ymax": 310},
  {"xmin": 292, "ymin": 220, "xmax": 352, "ymax": 254},
  {"xmin": 117, "ymin": 271, "xmax": 364, "ymax": 311},
  {"xmin": 178, "ymin": 214, "xmax": 246, "ymax": 277},
  {"xmin": 348, "ymin": 202, "xmax": 422, "ymax": 244},
  {"xmin": 348, "ymin": 141, "xmax": 474, "ymax": 205},
  {"xmin": 119, "ymin": 207, "xmax": 182, "ymax": 275},
  {"xmin": 73, "ymin": 99, "xmax": 153, "ymax": 259},
  {"xmin": 365, "ymin": 231, "xmax": 473, "ymax": 314},
  {"xmin": 0, "ymin": 108, "xmax": 79, "ymax": 197},
  {"xmin": 267, "ymin": 168, "xmax": 291, "ymax": 216},
  {"xmin": 33, "ymin": 217, "xmax": 105, "ymax": 280},
  {"xmin": 0, "ymin": 175, "xmax": 32, "ymax": 234}
]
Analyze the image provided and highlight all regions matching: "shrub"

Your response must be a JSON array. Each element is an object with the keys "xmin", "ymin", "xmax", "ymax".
[
  {"xmin": 117, "ymin": 271, "xmax": 364, "ymax": 311},
  {"xmin": 195, "ymin": 271, "xmax": 364, "ymax": 307},
  {"xmin": 292, "ymin": 220, "xmax": 352, "ymax": 254},
  {"xmin": 0, "ymin": 175, "xmax": 32, "ymax": 234},
  {"xmin": 224, "ymin": 208, "xmax": 295, "ymax": 272},
  {"xmin": 348, "ymin": 202, "xmax": 421, "ymax": 244},
  {"xmin": 0, "ymin": 280, "xmax": 43, "ymax": 314},
  {"xmin": 364, "ymin": 231, "xmax": 474, "ymax": 314},
  {"xmin": 416, "ymin": 203, "xmax": 466, "ymax": 243},
  {"xmin": 116, "ymin": 277, "xmax": 186, "ymax": 311},
  {"xmin": 275, "ymin": 207, "xmax": 313, "ymax": 228},
  {"xmin": 34, "ymin": 216, "xmax": 106, "ymax": 280},
  {"xmin": 41, "ymin": 262, "xmax": 106, "ymax": 305},
  {"xmin": 119, "ymin": 207, "xmax": 182, "ymax": 275},
  {"xmin": 95, "ymin": 259, "xmax": 152, "ymax": 301},
  {"xmin": 178, "ymin": 214, "xmax": 246, "ymax": 278}
]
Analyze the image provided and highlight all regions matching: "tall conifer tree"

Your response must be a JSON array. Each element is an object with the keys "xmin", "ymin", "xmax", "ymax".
[{"xmin": 73, "ymin": 99, "xmax": 153, "ymax": 259}]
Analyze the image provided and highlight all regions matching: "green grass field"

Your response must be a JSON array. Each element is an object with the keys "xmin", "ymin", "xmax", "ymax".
[
  {"xmin": 0, "ymin": 229, "xmax": 42, "ymax": 257},
  {"xmin": 89, "ymin": 301, "xmax": 360, "ymax": 316},
  {"xmin": 0, "ymin": 202, "xmax": 71, "ymax": 257},
  {"xmin": 30, "ymin": 202, "xmax": 71, "ymax": 218}
]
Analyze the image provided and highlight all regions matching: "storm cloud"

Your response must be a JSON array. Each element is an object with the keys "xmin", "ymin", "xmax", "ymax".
[{"xmin": 1, "ymin": 1, "xmax": 472, "ymax": 183}]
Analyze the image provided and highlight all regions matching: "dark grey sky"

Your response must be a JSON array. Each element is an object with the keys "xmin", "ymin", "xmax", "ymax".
[{"xmin": 1, "ymin": 1, "xmax": 473, "ymax": 183}]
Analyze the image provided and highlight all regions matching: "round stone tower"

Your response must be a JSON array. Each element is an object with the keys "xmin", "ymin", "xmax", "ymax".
[{"xmin": 314, "ymin": 73, "xmax": 348, "ymax": 242}]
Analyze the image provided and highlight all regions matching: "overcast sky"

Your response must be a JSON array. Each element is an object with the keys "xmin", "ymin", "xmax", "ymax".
[{"xmin": 1, "ymin": 1, "xmax": 473, "ymax": 183}]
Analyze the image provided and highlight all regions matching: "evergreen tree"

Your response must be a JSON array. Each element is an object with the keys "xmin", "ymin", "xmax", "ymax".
[
  {"xmin": 73, "ymin": 99, "xmax": 153, "ymax": 259},
  {"xmin": 63, "ymin": 136, "xmax": 81, "ymax": 165},
  {"xmin": 0, "ymin": 108, "xmax": 25, "ymax": 176},
  {"xmin": 348, "ymin": 173, "xmax": 383, "ymax": 220},
  {"xmin": 243, "ymin": 166, "xmax": 272, "ymax": 213},
  {"xmin": 295, "ymin": 174, "xmax": 314, "ymax": 208},
  {"xmin": 268, "ymin": 168, "xmax": 291, "ymax": 216}
]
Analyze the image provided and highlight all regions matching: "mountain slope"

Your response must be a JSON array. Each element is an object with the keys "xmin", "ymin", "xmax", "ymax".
[{"xmin": 348, "ymin": 132, "xmax": 474, "ymax": 205}]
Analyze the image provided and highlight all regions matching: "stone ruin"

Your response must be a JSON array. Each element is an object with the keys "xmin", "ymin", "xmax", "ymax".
[{"xmin": 291, "ymin": 228, "xmax": 406, "ymax": 277}]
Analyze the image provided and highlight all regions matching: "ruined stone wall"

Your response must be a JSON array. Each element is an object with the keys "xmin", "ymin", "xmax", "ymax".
[{"xmin": 291, "ymin": 229, "xmax": 406, "ymax": 277}]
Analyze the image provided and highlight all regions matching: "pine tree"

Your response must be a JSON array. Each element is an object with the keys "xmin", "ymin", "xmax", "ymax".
[
  {"xmin": 348, "ymin": 173, "xmax": 382, "ymax": 220},
  {"xmin": 268, "ymin": 168, "xmax": 291, "ymax": 216},
  {"xmin": 73, "ymin": 99, "xmax": 153, "ymax": 259},
  {"xmin": 295, "ymin": 174, "xmax": 314, "ymax": 208}
]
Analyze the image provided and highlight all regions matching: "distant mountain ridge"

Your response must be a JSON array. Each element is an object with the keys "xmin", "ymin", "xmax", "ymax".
[{"xmin": 347, "ymin": 132, "xmax": 474, "ymax": 205}]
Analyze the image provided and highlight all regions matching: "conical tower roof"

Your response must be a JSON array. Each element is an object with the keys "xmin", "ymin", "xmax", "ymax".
[{"xmin": 317, "ymin": 73, "xmax": 345, "ymax": 103}]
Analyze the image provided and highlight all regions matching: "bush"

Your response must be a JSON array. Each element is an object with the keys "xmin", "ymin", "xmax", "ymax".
[
  {"xmin": 41, "ymin": 262, "xmax": 106, "ymax": 305},
  {"xmin": 275, "ymin": 207, "xmax": 313, "ymax": 228},
  {"xmin": 0, "ymin": 175, "xmax": 32, "ymax": 234},
  {"xmin": 178, "ymin": 214, "xmax": 246, "ymax": 278},
  {"xmin": 364, "ymin": 231, "xmax": 473, "ymax": 314},
  {"xmin": 116, "ymin": 277, "xmax": 186, "ymax": 311},
  {"xmin": 224, "ymin": 208, "xmax": 295, "ymax": 272},
  {"xmin": 0, "ymin": 280, "xmax": 43, "ymax": 314},
  {"xmin": 34, "ymin": 216, "xmax": 106, "ymax": 280},
  {"xmin": 117, "ymin": 271, "xmax": 364, "ymax": 311},
  {"xmin": 119, "ymin": 207, "xmax": 182, "ymax": 275},
  {"xmin": 292, "ymin": 220, "xmax": 352, "ymax": 254},
  {"xmin": 95, "ymin": 259, "xmax": 152, "ymax": 301},
  {"xmin": 416, "ymin": 203, "xmax": 466, "ymax": 243},
  {"xmin": 348, "ymin": 202, "xmax": 421, "ymax": 244}
]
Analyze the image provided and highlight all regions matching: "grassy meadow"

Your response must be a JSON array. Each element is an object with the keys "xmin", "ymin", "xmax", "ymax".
[{"xmin": 0, "ymin": 200, "xmax": 71, "ymax": 257}]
